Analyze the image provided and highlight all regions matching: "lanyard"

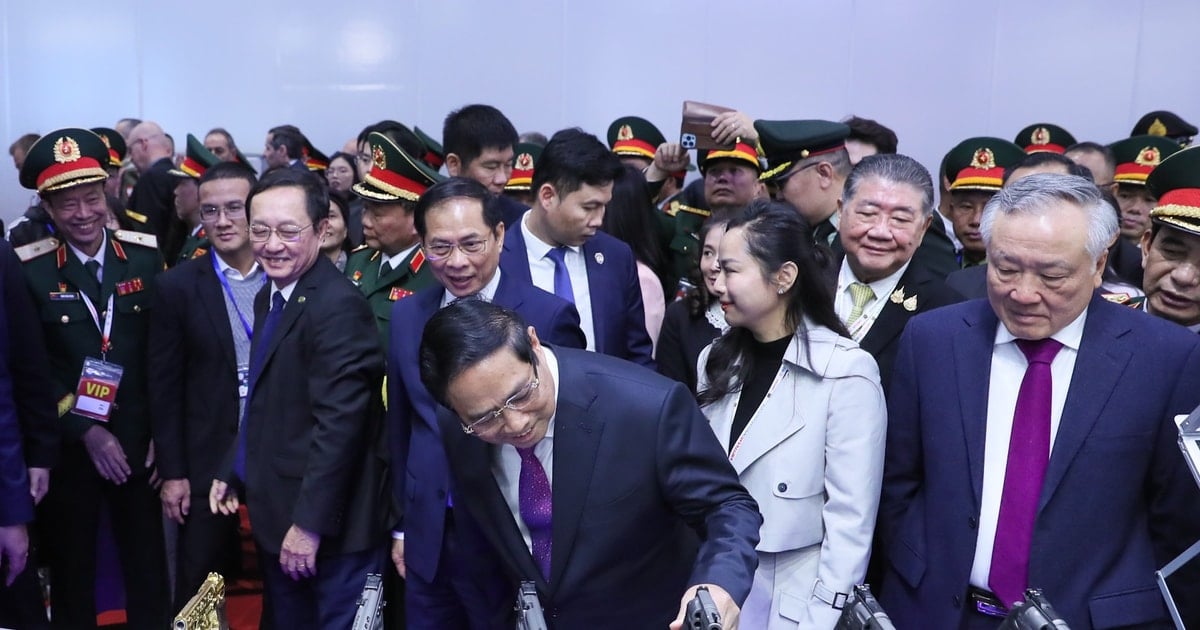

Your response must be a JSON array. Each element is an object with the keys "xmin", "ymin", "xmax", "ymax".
[
  {"xmin": 79, "ymin": 291, "xmax": 115, "ymax": 359},
  {"xmin": 211, "ymin": 254, "xmax": 262, "ymax": 341},
  {"xmin": 727, "ymin": 365, "xmax": 789, "ymax": 461}
]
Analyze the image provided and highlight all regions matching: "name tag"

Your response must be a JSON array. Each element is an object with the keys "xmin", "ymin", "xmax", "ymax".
[
  {"xmin": 49, "ymin": 291, "xmax": 80, "ymax": 301},
  {"xmin": 73, "ymin": 357, "xmax": 124, "ymax": 423}
]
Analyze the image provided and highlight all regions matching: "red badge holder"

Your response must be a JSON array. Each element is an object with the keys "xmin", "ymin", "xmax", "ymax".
[{"xmin": 73, "ymin": 357, "xmax": 124, "ymax": 422}]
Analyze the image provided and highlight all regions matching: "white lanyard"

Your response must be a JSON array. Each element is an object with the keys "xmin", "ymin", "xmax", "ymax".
[
  {"xmin": 79, "ymin": 291, "xmax": 116, "ymax": 359},
  {"xmin": 727, "ymin": 365, "xmax": 789, "ymax": 461}
]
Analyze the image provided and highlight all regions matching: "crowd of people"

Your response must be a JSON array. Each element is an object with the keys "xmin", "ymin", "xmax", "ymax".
[{"xmin": 1, "ymin": 103, "xmax": 1200, "ymax": 630}]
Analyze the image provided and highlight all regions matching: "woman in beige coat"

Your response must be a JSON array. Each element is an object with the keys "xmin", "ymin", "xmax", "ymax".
[{"xmin": 698, "ymin": 200, "xmax": 887, "ymax": 629}]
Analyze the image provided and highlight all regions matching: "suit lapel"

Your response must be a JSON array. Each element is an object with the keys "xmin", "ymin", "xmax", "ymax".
[
  {"xmin": 357, "ymin": 251, "xmax": 382, "ymax": 295},
  {"xmin": 501, "ymin": 229, "xmax": 533, "ymax": 284},
  {"xmin": 581, "ymin": 240, "xmax": 607, "ymax": 350},
  {"xmin": 953, "ymin": 303, "xmax": 996, "ymax": 508},
  {"xmin": 546, "ymin": 352, "xmax": 603, "ymax": 592},
  {"xmin": 1039, "ymin": 299, "xmax": 1130, "ymax": 512},
  {"xmin": 492, "ymin": 271, "xmax": 524, "ymax": 310},
  {"xmin": 859, "ymin": 265, "xmax": 927, "ymax": 355},
  {"xmin": 198, "ymin": 253, "xmax": 240, "ymax": 372},
  {"xmin": 256, "ymin": 268, "xmax": 314, "ymax": 375},
  {"xmin": 100, "ymin": 237, "xmax": 128, "ymax": 303},
  {"xmin": 728, "ymin": 339, "xmax": 811, "ymax": 472}
]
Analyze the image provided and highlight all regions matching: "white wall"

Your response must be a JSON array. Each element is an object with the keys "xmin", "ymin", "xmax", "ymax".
[{"xmin": 4, "ymin": 0, "xmax": 1199, "ymax": 227}]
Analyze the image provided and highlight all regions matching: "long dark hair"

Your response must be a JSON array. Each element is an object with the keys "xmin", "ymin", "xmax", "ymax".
[
  {"xmin": 697, "ymin": 199, "xmax": 848, "ymax": 406},
  {"xmin": 685, "ymin": 217, "xmax": 728, "ymax": 317},
  {"xmin": 602, "ymin": 165, "xmax": 668, "ymax": 285}
]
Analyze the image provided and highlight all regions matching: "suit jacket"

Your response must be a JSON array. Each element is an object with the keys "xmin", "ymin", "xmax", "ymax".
[
  {"xmin": 500, "ymin": 222, "xmax": 655, "ymax": 368},
  {"xmin": 149, "ymin": 253, "xmax": 250, "ymax": 495},
  {"xmin": 944, "ymin": 263, "xmax": 987, "ymax": 300},
  {"xmin": 854, "ymin": 262, "xmax": 962, "ymax": 393},
  {"xmin": 878, "ymin": 295, "xmax": 1200, "ymax": 629},
  {"xmin": 439, "ymin": 348, "xmax": 761, "ymax": 628},
  {"xmin": 387, "ymin": 272, "xmax": 586, "ymax": 581},
  {"xmin": 1, "ymin": 239, "xmax": 56, "ymax": 472},
  {"xmin": 127, "ymin": 157, "xmax": 177, "ymax": 244},
  {"xmin": 491, "ymin": 194, "xmax": 529, "ymax": 230},
  {"xmin": 698, "ymin": 325, "xmax": 886, "ymax": 626},
  {"xmin": 226, "ymin": 257, "xmax": 388, "ymax": 555}
]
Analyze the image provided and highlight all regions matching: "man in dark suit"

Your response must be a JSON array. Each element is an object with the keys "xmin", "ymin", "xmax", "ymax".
[
  {"xmin": 126, "ymin": 121, "xmax": 184, "ymax": 258},
  {"xmin": 443, "ymin": 104, "xmax": 527, "ymax": 228},
  {"xmin": 878, "ymin": 174, "xmax": 1200, "ymax": 629},
  {"xmin": 499, "ymin": 128, "xmax": 655, "ymax": 367},
  {"xmin": 209, "ymin": 168, "xmax": 388, "ymax": 629},
  {"xmin": 388, "ymin": 177, "xmax": 585, "ymax": 628},
  {"xmin": 150, "ymin": 161, "xmax": 261, "ymax": 607},
  {"xmin": 418, "ymin": 300, "xmax": 761, "ymax": 628},
  {"xmin": 262, "ymin": 126, "xmax": 311, "ymax": 174},
  {"xmin": 17, "ymin": 128, "xmax": 168, "ymax": 628},
  {"xmin": 829, "ymin": 153, "xmax": 962, "ymax": 392}
]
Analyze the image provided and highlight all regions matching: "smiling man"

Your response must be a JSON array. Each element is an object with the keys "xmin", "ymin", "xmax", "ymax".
[
  {"xmin": 209, "ymin": 168, "xmax": 388, "ymax": 629},
  {"xmin": 878, "ymin": 174, "xmax": 1200, "ymax": 628},
  {"xmin": 16, "ymin": 128, "xmax": 168, "ymax": 627},
  {"xmin": 499, "ymin": 128, "xmax": 654, "ymax": 366},
  {"xmin": 419, "ymin": 299, "xmax": 760, "ymax": 628},
  {"xmin": 831, "ymin": 154, "xmax": 961, "ymax": 392},
  {"xmin": 385, "ymin": 177, "xmax": 584, "ymax": 628}
]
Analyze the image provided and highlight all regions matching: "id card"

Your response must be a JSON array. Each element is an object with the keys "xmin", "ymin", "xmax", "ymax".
[
  {"xmin": 237, "ymin": 363, "xmax": 250, "ymax": 399},
  {"xmin": 73, "ymin": 357, "xmax": 124, "ymax": 422}
]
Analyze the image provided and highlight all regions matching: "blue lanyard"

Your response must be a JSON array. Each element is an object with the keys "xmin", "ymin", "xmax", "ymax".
[{"xmin": 211, "ymin": 253, "xmax": 264, "ymax": 341}]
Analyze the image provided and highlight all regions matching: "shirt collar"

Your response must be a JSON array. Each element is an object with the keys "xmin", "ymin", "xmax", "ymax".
[
  {"xmin": 382, "ymin": 243, "xmax": 420, "ymax": 273},
  {"xmin": 837, "ymin": 257, "xmax": 911, "ymax": 299},
  {"xmin": 994, "ymin": 307, "xmax": 1088, "ymax": 352},
  {"xmin": 521, "ymin": 211, "xmax": 580, "ymax": 259},
  {"xmin": 214, "ymin": 252, "xmax": 261, "ymax": 281},
  {"xmin": 540, "ymin": 346, "xmax": 559, "ymax": 442},
  {"xmin": 272, "ymin": 280, "xmax": 299, "ymax": 303},
  {"xmin": 68, "ymin": 232, "xmax": 108, "ymax": 269},
  {"xmin": 440, "ymin": 267, "xmax": 503, "ymax": 308}
]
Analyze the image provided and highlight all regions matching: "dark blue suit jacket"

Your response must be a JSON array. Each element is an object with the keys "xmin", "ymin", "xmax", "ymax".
[
  {"xmin": 386, "ymin": 272, "xmax": 585, "ymax": 581},
  {"xmin": 439, "ymin": 347, "xmax": 761, "ymax": 628},
  {"xmin": 0, "ymin": 241, "xmax": 41, "ymax": 527},
  {"xmin": 878, "ymin": 295, "xmax": 1200, "ymax": 629},
  {"xmin": 500, "ymin": 222, "xmax": 654, "ymax": 368}
]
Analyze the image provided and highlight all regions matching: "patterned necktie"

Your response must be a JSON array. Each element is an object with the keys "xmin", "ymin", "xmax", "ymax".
[
  {"xmin": 233, "ymin": 291, "xmax": 287, "ymax": 482},
  {"xmin": 989, "ymin": 337, "xmax": 1063, "ymax": 606},
  {"xmin": 543, "ymin": 247, "xmax": 574, "ymax": 303},
  {"xmin": 518, "ymin": 446, "xmax": 552, "ymax": 580},
  {"xmin": 846, "ymin": 282, "xmax": 875, "ymax": 325}
]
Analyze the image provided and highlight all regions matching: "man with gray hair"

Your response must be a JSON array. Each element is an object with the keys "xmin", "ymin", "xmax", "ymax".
[
  {"xmin": 878, "ymin": 173, "xmax": 1200, "ymax": 628},
  {"xmin": 832, "ymin": 153, "xmax": 961, "ymax": 392},
  {"xmin": 126, "ymin": 121, "xmax": 180, "ymax": 254}
]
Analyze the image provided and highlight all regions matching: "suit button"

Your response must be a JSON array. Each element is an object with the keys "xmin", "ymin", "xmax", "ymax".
[
  {"xmin": 133, "ymin": 304, "xmax": 141, "ymax": 312},
  {"xmin": 953, "ymin": 595, "xmax": 962, "ymax": 608},
  {"xmin": 968, "ymin": 516, "xmax": 978, "ymax": 529},
  {"xmin": 777, "ymin": 483, "xmax": 788, "ymax": 493},
  {"xmin": 61, "ymin": 315, "xmax": 69, "ymax": 324}
]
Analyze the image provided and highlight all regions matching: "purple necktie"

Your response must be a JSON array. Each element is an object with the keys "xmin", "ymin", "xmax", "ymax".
[
  {"xmin": 989, "ymin": 337, "xmax": 1063, "ymax": 606},
  {"xmin": 518, "ymin": 446, "xmax": 552, "ymax": 580},
  {"xmin": 544, "ymin": 247, "xmax": 574, "ymax": 304}
]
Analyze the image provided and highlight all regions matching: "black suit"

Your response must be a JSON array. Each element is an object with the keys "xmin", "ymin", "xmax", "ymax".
[
  {"xmin": 223, "ymin": 257, "xmax": 387, "ymax": 628},
  {"xmin": 148, "ymin": 253, "xmax": 248, "ymax": 605},
  {"xmin": 127, "ymin": 157, "xmax": 180, "ymax": 257}
]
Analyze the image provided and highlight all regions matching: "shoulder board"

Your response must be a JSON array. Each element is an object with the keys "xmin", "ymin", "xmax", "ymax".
[
  {"xmin": 1100, "ymin": 292, "xmax": 1131, "ymax": 305},
  {"xmin": 677, "ymin": 204, "xmax": 711, "ymax": 218},
  {"xmin": 351, "ymin": 243, "xmax": 371, "ymax": 253},
  {"xmin": 124, "ymin": 209, "xmax": 148, "ymax": 224},
  {"xmin": 114, "ymin": 230, "xmax": 158, "ymax": 249},
  {"xmin": 664, "ymin": 201, "xmax": 681, "ymax": 217},
  {"xmin": 14, "ymin": 237, "xmax": 59, "ymax": 262}
]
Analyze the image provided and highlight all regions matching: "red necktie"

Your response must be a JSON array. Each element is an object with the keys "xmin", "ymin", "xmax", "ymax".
[{"xmin": 989, "ymin": 337, "xmax": 1063, "ymax": 606}]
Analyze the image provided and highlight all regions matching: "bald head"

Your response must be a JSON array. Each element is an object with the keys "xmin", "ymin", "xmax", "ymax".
[{"xmin": 128, "ymin": 121, "xmax": 173, "ymax": 172}]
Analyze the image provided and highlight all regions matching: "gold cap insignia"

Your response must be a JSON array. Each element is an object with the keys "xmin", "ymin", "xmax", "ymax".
[
  {"xmin": 372, "ymin": 144, "xmax": 386, "ymax": 171},
  {"xmin": 1149, "ymin": 118, "xmax": 1168, "ymax": 137},
  {"xmin": 516, "ymin": 153, "xmax": 534, "ymax": 170},
  {"xmin": 1135, "ymin": 146, "xmax": 1162, "ymax": 167},
  {"xmin": 970, "ymin": 148, "xmax": 996, "ymax": 170},
  {"xmin": 1031, "ymin": 127, "xmax": 1050, "ymax": 145},
  {"xmin": 617, "ymin": 125, "xmax": 634, "ymax": 142},
  {"xmin": 53, "ymin": 137, "xmax": 81, "ymax": 164}
]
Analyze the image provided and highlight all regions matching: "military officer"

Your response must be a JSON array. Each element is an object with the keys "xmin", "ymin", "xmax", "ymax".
[
  {"xmin": 940, "ymin": 136, "xmax": 1026, "ymax": 267},
  {"xmin": 503, "ymin": 141, "xmax": 541, "ymax": 207},
  {"xmin": 1014, "ymin": 123, "xmax": 1077, "ymax": 155},
  {"xmin": 1108, "ymin": 135, "xmax": 1181, "ymax": 244},
  {"xmin": 755, "ymin": 119, "xmax": 851, "ymax": 246},
  {"xmin": 170, "ymin": 134, "xmax": 222, "ymax": 264},
  {"xmin": 345, "ymin": 132, "xmax": 442, "ymax": 348},
  {"xmin": 16, "ymin": 128, "xmax": 167, "ymax": 628},
  {"xmin": 1138, "ymin": 146, "xmax": 1200, "ymax": 330},
  {"xmin": 414, "ymin": 126, "xmax": 446, "ymax": 172},
  {"xmin": 1131, "ymin": 110, "xmax": 1197, "ymax": 147}
]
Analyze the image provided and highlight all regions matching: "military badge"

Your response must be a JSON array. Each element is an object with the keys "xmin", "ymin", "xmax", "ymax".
[
  {"xmin": 372, "ymin": 144, "xmax": 386, "ymax": 171},
  {"xmin": 116, "ymin": 277, "xmax": 145, "ymax": 296},
  {"xmin": 617, "ymin": 125, "xmax": 635, "ymax": 142},
  {"xmin": 53, "ymin": 136, "xmax": 82, "ymax": 163},
  {"xmin": 389, "ymin": 287, "xmax": 414, "ymax": 301},
  {"xmin": 1135, "ymin": 146, "xmax": 1162, "ymax": 167},
  {"xmin": 352, "ymin": 270, "xmax": 363, "ymax": 284},
  {"xmin": 970, "ymin": 148, "xmax": 996, "ymax": 170},
  {"xmin": 1149, "ymin": 118, "xmax": 1168, "ymax": 137},
  {"xmin": 515, "ymin": 153, "xmax": 534, "ymax": 171},
  {"xmin": 1031, "ymin": 127, "xmax": 1050, "ymax": 146}
]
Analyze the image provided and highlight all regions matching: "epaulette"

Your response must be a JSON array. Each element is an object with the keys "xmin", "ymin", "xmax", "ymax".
[
  {"xmin": 114, "ymin": 230, "xmax": 158, "ymax": 249},
  {"xmin": 125, "ymin": 209, "xmax": 148, "ymax": 224},
  {"xmin": 14, "ymin": 237, "xmax": 58, "ymax": 262},
  {"xmin": 676, "ymin": 203, "xmax": 711, "ymax": 218},
  {"xmin": 351, "ymin": 243, "xmax": 371, "ymax": 253},
  {"xmin": 1101, "ymin": 292, "xmax": 1147, "ymax": 309}
]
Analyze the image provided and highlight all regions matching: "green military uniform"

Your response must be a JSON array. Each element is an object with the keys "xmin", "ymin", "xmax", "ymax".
[
  {"xmin": 169, "ymin": 133, "xmax": 221, "ymax": 264},
  {"xmin": 302, "ymin": 138, "xmax": 329, "ymax": 172},
  {"xmin": 348, "ymin": 131, "xmax": 443, "ymax": 347},
  {"xmin": 943, "ymin": 137, "xmax": 1026, "ymax": 267},
  {"xmin": 1109, "ymin": 135, "xmax": 1182, "ymax": 187},
  {"xmin": 414, "ymin": 126, "xmax": 446, "ymax": 171},
  {"xmin": 755, "ymin": 119, "xmax": 850, "ymax": 247},
  {"xmin": 1131, "ymin": 110, "xmax": 1197, "ymax": 147},
  {"xmin": 607, "ymin": 116, "xmax": 682, "ymax": 276},
  {"xmin": 1014, "ymin": 123, "xmax": 1076, "ymax": 154}
]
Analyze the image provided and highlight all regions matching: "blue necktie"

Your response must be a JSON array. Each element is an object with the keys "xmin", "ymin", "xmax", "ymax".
[
  {"xmin": 544, "ymin": 247, "xmax": 574, "ymax": 303},
  {"xmin": 233, "ymin": 291, "xmax": 286, "ymax": 482}
]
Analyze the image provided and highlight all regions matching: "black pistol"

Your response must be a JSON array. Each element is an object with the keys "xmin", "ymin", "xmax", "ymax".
[
  {"xmin": 351, "ymin": 573, "xmax": 385, "ymax": 630},
  {"xmin": 998, "ymin": 589, "xmax": 1071, "ymax": 630},
  {"xmin": 515, "ymin": 581, "xmax": 548, "ymax": 630},
  {"xmin": 685, "ymin": 585, "xmax": 722, "ymax": 630},
  {"xmin": 835, "ymin": 584, "xmax": 896, "ymax": 630}
]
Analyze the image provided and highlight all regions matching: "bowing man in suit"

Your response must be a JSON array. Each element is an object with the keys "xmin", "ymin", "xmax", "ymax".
[
  {"xmin": 388, "ymin": 177, "xmax": 586, "ymax": 628},
  {"xmin": 150, "ymin": 161, "xmax": 262, "ymax": 606},
  {"xmin": 878, "ymin": 174, "xmax": 1200, "ymax": 629},
  {"xmin": 209, "ymin": 168, "xmax": 388, "ymax": 629},
  {"xmin": 498, "ymin": 128, "xmax": 655, "ymax": 367},
  {"xmin": 419, "ymin": 300, "xmax": 761, "ymax": 628},
  {"xmin": 832, "ymin": 154, "xmax": 962, "ymax": 392}
]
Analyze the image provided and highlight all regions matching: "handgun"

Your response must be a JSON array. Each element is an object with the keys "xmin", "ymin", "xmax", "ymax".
[
  {"xmin": 835, "ymin": 584, "xmax": 896, "ymax": 630},
  {"xmin": 515, "ymin": 580, "xmax": 548, "ymax": 630},
  {"xmin": 685, "ymin": 585, "xmax": 722, "ymax": 630}
]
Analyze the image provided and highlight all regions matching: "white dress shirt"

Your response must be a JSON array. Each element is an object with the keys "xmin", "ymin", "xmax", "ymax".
[
  {"xmin": 271, "ymin": 280, "xmax": 298, "ymax": 304},
  {"xmin": 520, "ymin": 211, "xmax": 595, "ymax": 351},
  {"xmin": 69, "ymin": 235, "xmax": 107, "ymax": 284},
  {"xmin": 493, "ymin": 347, "xmax": 560, "ymax": 555},
  {"xmin": 439, "ymin": 268, "xmax": 503, "ymax": 308},
  {"xmin": 834, "ymin": 258, "xmax": 910, "ymax": 342},
  {"xmin": 969, "ymin": 309, "xmax": 1087, "ymax": 589}
]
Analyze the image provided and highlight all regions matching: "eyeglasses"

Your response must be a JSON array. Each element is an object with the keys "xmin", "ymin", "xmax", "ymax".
[
  {"xmin": 424, "ymin": 238, "xmax": 491, "ymax": 261},
  {"xmin": 248, "ymin": 223, "xmax": 313, "ymax": 242},
  {"xmin": 199, "ymin": 202, "xmax": 247, "ymax": 221},
  {"xmin": 772, "ymin": 160, "xmax": 820, "ymax": 184},
  {"xmin": 462, "ymin": 362, "xmax": 540, "ymax": 435}
]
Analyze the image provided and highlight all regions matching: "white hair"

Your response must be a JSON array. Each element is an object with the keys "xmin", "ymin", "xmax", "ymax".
[{"xmin": 979, "ymin": 173, "xmax": 1117, "ymax": 263}]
